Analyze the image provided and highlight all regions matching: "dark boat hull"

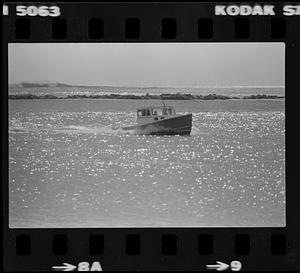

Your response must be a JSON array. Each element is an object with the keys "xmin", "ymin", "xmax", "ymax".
[{"xmin": 122, "ymin": 114, "xmax": 192, "ymax": 136}]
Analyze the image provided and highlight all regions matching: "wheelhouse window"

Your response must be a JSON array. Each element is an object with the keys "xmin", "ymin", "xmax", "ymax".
[
  {"xmin": 168, "ymin": 107, "xmax": 175, "ymax": 115},
  {"xmin": 152, "ymin": 108, "xmax": 163, "ymax": 116},
  {"xmin": 137, "ymin": 110, "xmax": 143, "ymax": 117},
  {"xmin": 163, "ymin": 107, "xmax": 175, "ymax": 115},
  {"xmin": 137, "ymin": 109, "xmax": 151, "ymax": 117},
  {"xmin": 138, "ymin": 107, "xmax": 175, "ymax": 117}
]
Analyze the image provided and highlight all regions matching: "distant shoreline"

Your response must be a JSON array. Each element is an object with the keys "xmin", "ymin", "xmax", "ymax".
[
  {"xmin": 9, "ymin": 82, "xmax": 285, "ymax": 89},
  {"xmin": 8, "ymin": 93, "xmax": 285, "ymax": 100}
]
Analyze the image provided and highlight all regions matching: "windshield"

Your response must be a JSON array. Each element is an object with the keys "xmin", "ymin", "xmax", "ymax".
[
  {"xmin": 152, "ymin": 108, "xmax": 163, "ymax": 115},
  {"xmin": 138, "ymin": 107, "xmax": 175, "ymax": 117},
  {"xmin": 137, "ymin": 109, "xmax": 151, "ymax": 117}
]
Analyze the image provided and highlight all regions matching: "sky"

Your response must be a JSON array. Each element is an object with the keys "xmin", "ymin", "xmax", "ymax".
[{"xmin": 9, "ymin": 43, "xmax": 284, "ymax": 87}]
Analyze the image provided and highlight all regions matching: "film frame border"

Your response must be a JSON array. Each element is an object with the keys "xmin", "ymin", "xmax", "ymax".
[{"xmin": 2, "ymin": 1, "xmax": 300, "ymax": 271}]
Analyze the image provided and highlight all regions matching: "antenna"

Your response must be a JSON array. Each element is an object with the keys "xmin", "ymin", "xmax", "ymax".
[{"xmin": 160, "ymin": 95, "xmax": 166, "ymax": 109}]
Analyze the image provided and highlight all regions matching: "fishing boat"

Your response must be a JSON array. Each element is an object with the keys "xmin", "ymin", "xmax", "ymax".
[{"xmin": 122, "ymin": 104, "xmax": 192, "ymax": 135}]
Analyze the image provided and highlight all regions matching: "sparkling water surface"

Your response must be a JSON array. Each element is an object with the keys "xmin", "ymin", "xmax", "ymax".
[{"xmin": 9, "ymin": 98, "xmax": 285, "ymax": 227}]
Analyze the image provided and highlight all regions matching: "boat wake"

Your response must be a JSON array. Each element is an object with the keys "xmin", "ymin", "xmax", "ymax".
[
  {"xmin": 9, "ymin": 126, "xmax": 37, "ymax": 134},
  {"xmin": 131, "ymin": 124, "xmax": 163, "ymax": 135},
  {"xmin": 9, "ymin": 123, "xmax": 211, "ymax": 137},
  {"xmin": 9, "ymin": 124, "xmax": 208, "ymax": 136},
  {"xmin": 54, "ymin": 125, "xmax": 125, "ymax": 135},
  {"xmin": 9, "ymin": 125, "xmax": 125, "ymax": 135}
]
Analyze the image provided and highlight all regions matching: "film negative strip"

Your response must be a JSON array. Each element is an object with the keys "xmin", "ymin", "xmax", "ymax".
[{"xmin": 2, "ymin": 1, "xmax": 300, "ymax": 271}]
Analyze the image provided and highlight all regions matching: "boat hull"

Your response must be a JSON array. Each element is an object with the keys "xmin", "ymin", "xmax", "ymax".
[{"xmin": 122, "ymin": 114, "xmax": 192, "ymax": 135}]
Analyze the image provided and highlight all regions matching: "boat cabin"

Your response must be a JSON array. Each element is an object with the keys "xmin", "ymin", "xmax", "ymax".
[{"xmin": 136, "ymin": 106, "xmax": 176, "ymax": 125}]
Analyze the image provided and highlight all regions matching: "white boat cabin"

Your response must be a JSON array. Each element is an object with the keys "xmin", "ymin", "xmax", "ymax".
[{"xmin": 136, "ymin": 106, "xmax": 176, "ymax": 125}]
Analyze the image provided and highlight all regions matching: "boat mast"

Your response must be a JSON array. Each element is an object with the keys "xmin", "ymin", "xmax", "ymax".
[{"xmin": 161, "ymin": 96, "xmax": 166, "ymax": 110}]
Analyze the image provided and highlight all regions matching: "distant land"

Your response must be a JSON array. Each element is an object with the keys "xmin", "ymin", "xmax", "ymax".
[
  {"xmin": 9, "ymin": 82, "xmax": 169, "ymax": 89},
  {"xmin": 10, "ymin": 82, "xmax": 91, "ymax": 88},
  {"xmin": 8, "ymin": 93, "xmax": 285, "ymax": 100},
  {"xmin": 9, "ymin": 82, "xmax": 285, "ymax": 89},
  {"xmin": 8, "ymin": 82, "xmax": 285, "ymax": 100}
]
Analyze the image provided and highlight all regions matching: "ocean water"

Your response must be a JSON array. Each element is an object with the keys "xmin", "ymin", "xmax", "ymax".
[{"xmin": 9, "ymin": 98, "xmax": 285, "ymax": 227}]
